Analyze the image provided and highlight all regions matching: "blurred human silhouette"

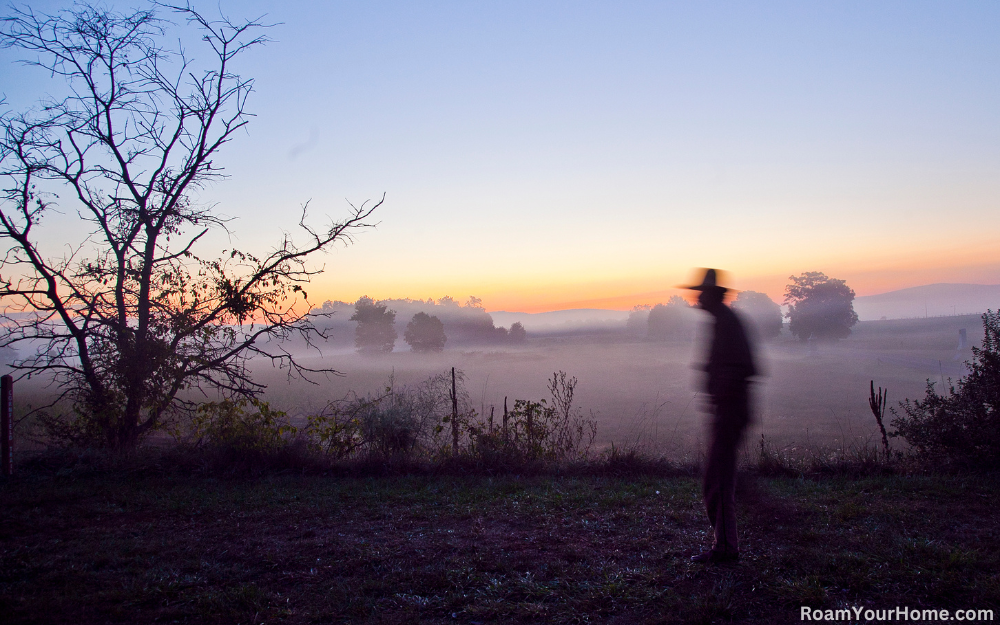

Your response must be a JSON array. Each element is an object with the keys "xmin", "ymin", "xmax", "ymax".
[{"xmin": 683, "ymin": 269, "xmax": 758, "ymax": 564}]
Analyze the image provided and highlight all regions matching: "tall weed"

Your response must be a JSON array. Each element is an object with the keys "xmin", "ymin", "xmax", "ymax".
[{"xmin": 465, "ymin": 371, "xmax": 597, "ymax": 464}]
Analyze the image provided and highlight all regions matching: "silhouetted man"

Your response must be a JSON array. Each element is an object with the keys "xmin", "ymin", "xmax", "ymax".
[{"xmin": 684, "ymin": 268, "xmax": 757, "ymax": 564}]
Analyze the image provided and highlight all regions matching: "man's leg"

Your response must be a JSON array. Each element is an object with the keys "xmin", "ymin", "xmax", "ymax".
[
  {"xmin": 699, "ymin": 383, "xmax": 749, "ymax": 560},
  {"xmin": 708, "ymin": 423, "xmax": 740, "ymax": 555}
]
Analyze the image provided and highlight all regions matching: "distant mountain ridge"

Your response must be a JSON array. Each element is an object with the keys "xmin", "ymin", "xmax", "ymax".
[{"xmin": 853, "ymin": 283, "xmax": 1000, "ymax": 320}]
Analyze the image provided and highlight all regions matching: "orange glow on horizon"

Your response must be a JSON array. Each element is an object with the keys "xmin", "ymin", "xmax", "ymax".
[{"xmin": 310, "ymin": 256, "xmax": 1000, "ymax": 314}]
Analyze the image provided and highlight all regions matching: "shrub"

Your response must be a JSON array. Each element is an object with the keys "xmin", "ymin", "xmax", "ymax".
[
  {"xmin": 306, "ymin": 372, "xmax": 458, "ymax": 462},
  {"xmin": 355, "ymin": 388, "xmax": 433, "ymax": 460},
  {"xmin": 187, "ymin": 399, "xmax": 297, "ymax": 454},
  {"xmin": 303, "ymin": 369, "xmax": 596, "ymax": 468},
  {"xmin": 891, "ymin": 310, "xmax": 1000, "ymax": 467}
]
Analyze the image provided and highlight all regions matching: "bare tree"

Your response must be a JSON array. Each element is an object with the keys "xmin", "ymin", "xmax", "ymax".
[{"xmin": 0, "ymin": 3, "xmax": 380, "ymax": 449}]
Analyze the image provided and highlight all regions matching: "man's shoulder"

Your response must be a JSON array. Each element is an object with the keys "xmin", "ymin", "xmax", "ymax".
[
  {"xmin": 721, "ymin": 305, "xmax": 755, "ymax": 343},
  {"xmin": 719, "ymin": 304, "xmax": 744, "ymax": 325}
]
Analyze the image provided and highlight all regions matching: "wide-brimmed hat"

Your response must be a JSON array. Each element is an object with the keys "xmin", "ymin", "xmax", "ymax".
[{"xmin": 681, "ymin": 268, "xmax": 729, "ymax": 293}]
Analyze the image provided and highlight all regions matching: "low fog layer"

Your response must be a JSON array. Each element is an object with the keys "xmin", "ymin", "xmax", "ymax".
[{"xmin": 243, "ymin": 312, "xmax": 982, "ymax": 458}]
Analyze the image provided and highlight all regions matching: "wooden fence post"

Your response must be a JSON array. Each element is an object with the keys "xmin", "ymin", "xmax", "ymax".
[
  {"xmin": 503, "ymin": 396, "xmax": 509, "ymax": 442},
  {"xmin": 450, "ymin": 367, "xmax": 459, "ymax": 456},
  {"xmin": 1, "ymin": 374, "xmax": 12, "ymax": 477}
]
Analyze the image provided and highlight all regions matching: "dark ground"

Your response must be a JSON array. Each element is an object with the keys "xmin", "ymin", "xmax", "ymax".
[{"xmin": 1, "ymin": 462, "xmax": 998, "ymax": 624}]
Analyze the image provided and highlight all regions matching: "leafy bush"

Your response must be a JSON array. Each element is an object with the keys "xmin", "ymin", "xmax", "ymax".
[
  {"xmin": 891, "ymin": 310, "xmax": 1000, "ymax": 467},
  {"xmin": 303, "ymin": 369, "xmax": 596, "ymax": 467},
  {"xmin": 187, "ymin": 399, "xmax": 297, "ymax": 454},
  {"xmin": 306, "ymin": 372, "xmax": 458, "ymax": 462}
]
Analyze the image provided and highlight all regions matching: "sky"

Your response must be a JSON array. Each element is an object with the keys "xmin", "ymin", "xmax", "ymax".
[{"xmin": 3, "ymin": 1, "xmax": 999, "ymax": 312}]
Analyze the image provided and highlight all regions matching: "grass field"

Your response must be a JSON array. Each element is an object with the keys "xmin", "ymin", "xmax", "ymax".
[{"xmin": 1, "ymin": 458, "xmax": 998, "ymax": 624}]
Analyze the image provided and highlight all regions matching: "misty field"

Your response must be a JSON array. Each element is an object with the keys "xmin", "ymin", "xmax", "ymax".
[
  {"xmin": 241, "ymin": 315, "xmax": 981, "ymax": 459},
  {"xmin": 8, "ymin": 314, "xmax": 980, "ymax": 461}
]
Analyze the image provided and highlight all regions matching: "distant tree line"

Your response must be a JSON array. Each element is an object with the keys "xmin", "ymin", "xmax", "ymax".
[
  {"xmin": 318, "ymin": 296, "xmax": 527, "ymax": 353},
  {"xmin": 320, "ymin": 270, "xmax": 860, "ymax": 354},
  {"xmin": 624, "ymin": 271, "xmax": 860, "ymax": 343}
]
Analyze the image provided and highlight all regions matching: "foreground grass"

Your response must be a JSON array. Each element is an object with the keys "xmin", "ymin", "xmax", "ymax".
[{"xmin": 1, "ymin": 464, "xmax": 998, "ymax": 624}]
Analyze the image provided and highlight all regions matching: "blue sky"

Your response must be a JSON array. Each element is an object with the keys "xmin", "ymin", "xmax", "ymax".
[{"xmin": 4, "ymin": 1, "xmax": 999, "ymax": 310}]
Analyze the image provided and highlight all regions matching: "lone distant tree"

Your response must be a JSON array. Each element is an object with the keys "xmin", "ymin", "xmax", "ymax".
[
  {"xmin": 404, "ymin": 312, "xmax": 446, "ymax": 352},
  {"xmin": 784, "ymin": 272, "xmax": 859, "ymax": 341},
  {"xmin": 732, "ymin": 291, "xmax": 783, "ymax": 339},
  {"xmin": 0, "ymin": 3, "xmax": 379, "ymax": 450},
  {"xmin": 647, "ymin": 295, "xmax": 691, "ymax": 341},
  {"xmin": 509, "ymin": 321, "xmax": 527, "ymax": 343},
  {"xmin": 351, "ymin": 297, "xmax": 397, "ymax": 353}
]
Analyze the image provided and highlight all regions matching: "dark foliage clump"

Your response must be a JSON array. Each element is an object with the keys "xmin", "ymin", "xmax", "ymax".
[
  {"xmin": 892, "ymin": 310, "xmax": 1000, "ymax": 468},
  {"xmin": 404, "ymin": 312, "xmax": 447, "ymax": 352}
]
